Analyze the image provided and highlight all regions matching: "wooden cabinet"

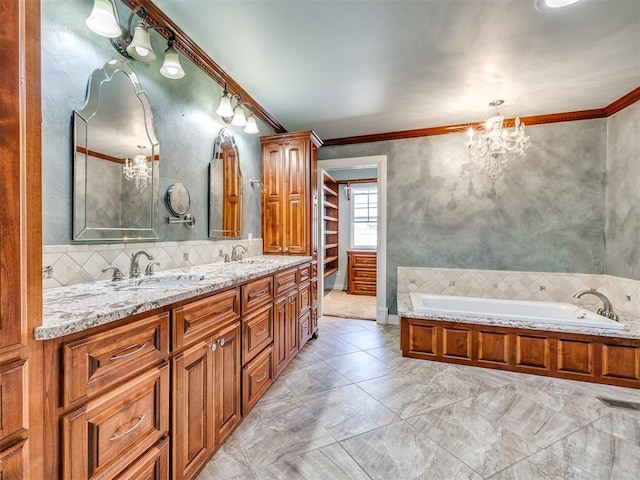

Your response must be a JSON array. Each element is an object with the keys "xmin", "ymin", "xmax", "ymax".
[
  {"xmin": 401, "ymin": 317, "xmax": 640, "ymax": 389},
  {"xmin": 274, "ymin": 293, "xmax": 299, "ymax": 377},
  {"xmin": 347, "ymin": 250, "xmax": 377, "ymax": 296},
  {"xmin": 0, "ymin": 440, "xmax": 27, "ymax": 479},
  {"xmin": 261, "ymin": 131, "xmax": 323, "ymax": 256},
  {"xmin": 172, "ymin": 290, "xmax": 241, "ymax": 480}
]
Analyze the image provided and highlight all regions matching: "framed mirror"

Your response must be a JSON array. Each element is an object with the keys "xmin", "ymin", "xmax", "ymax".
[
  {"xmin": 209, "ymin": 128, "xmax": 242, "ymax": 238},
  {"xmin": 73, "ymin": 60, "xmax": 160, "ymax": 242}
]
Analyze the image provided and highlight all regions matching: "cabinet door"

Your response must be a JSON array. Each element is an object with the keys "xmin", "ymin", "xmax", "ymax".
[
  {"xmin": 214, "ymin": 322, "xmax": 241, "ymax": 447},
  {"xmin": 284, "ymin": 139, "xmax": 308, "ymax": 254},
  {"xmin": 0, "ymin": 360, "xmax": 26, "ymax": 448},
  {"xmin": 273, "ymin": 298, "xmax": 288, "ymax": 377},
  {"xmin": 262, "ymin": 143, "xmax": 285, "ymax": 253},
  {"xmin": 172, "ymin": 342, "xmax": 214, "ymax": 480},
  {"xmin": 286, "ymin": 295, "xmax": 299, "ymax": 361}
]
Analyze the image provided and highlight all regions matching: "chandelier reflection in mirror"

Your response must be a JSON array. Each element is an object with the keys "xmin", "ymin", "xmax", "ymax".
[
  {"xmin": 123, "ymin": 154, "xmax": 152, "ymax": 192},
  {"xmin": 466, "ymin": 100, "xmax": 531, "ymax": 178}
]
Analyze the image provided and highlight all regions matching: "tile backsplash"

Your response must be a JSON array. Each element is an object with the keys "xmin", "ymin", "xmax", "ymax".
[
  {"xmin": 43, "ymin": 239, "xmax": 263, "ymax": 289},
  {"xmin": 397, "ymin": 266, "xmax": 640, "ymax": 317}
]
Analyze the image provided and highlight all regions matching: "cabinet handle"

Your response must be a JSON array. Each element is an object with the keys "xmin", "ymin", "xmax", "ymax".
[
  {"xmin": 210, "ymin": 343, "xmax": 217, "ymax": 351},
  {"xmin": 110, "ymin": 415, "xmax": 145, "ymax": 441},
  {"xmin": 218, "ymin": 338, "xmax": 226, "ymax": 347},
  {"xmin": 109, "ymin": 344, "xmax": 145, "ymax": 361},
  {"xmin": 255, "ymin": 328, "xmax": 267, "ymax": 337},
  {"xmin": 256, "ymin": 372, "xmax": 268, "ymax": 383},
  {"xmin": 288, "ymin": 297, "xmax": 296, "ymax": 304}
]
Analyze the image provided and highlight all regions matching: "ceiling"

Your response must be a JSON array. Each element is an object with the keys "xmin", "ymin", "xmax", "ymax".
[{"xmin": 153, "ymin": 0, "xmax": 640, "ymax": 140}]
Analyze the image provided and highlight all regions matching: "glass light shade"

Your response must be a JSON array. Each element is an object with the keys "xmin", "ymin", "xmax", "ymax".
[
  {"xmin": 126, "ymin": 22, "xmax": 156, "ymax": 61},
  {"xmin": 160, "ymin": 45, "xmax": 185, "ymax": 79},
  {"xmin": 216, "ymin": 94, "xmax": 234, "ymax": 118},
  {"xmin": 86, "ymin": 0, "xmax": 121, "ymax": 38},
  {"xmin": 545, "ymin": 0, "xmax": 581, "ymax": 7},
  {"xmin": 231, "ymin": 106, "xmax": 247, "ymax": 127},
  {"xmin": 244, "ymin": 115, "xmax": 259, "ymax": 134}
]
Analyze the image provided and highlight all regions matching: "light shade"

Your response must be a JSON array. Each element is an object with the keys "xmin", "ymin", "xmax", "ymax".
[
  {"xmin": 545, "ymin": 0, "xmax": 581, "ymax": 7},
  {"xmin": 231, "ymin": 106, "xmax": 247, "ymax": 127},
  {"xmin": 160, "ymin": 44, "xmax": 185, "ymax": 79},
  {"xmin": 126, "ymin": 21, "xmax": 156, "ymax": 62},
  {"xmin": 86, "ymin": 0, "xmax": 121, "ymax": 38},
  {"xmin": 216, "ymin": 93, "xmax": 234, "ymax": 118},
  {"xmin": 244, "ymin": 114, "xmax": 259, "ymax": 134}
]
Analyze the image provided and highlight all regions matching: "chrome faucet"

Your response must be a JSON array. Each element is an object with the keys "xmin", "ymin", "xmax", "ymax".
[
  {"xmin": 231, "ymin": 244, "xmax": 248, "ymax": 261},
  {"xmin": 574, "ymin": 289, "xmax": 618, "ymax": 321},
  {"xmin": 130, "ymin": 251, "xmax": 154, "ymax": 278}
]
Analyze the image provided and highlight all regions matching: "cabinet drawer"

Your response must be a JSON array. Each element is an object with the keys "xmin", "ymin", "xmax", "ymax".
[
  {"xmin": 352, "ymin": 282, "xmax": 377, "ymax": 295},
  {"xmin": 298, "ymin": 263, "xmax": 311, "ymax": 284},
  {"xmin": 353, "ymin": 268, "xmax": 376, "ymax": 281},
  {"xmin": 0, "ymin": 439, "xmax": 27, "ymax": 479},
  {"xmin": 242, "ymin": 346, "xmax": 273, "ymax": 414},
  {"xmin": 298, "ymin": 282, "xmax": 311, "ymax": 314},
  {"xmin": 241, "ymin": 277, "xmax": 273, "ymax": 315},
  {"xmin": 173, "ymin": 288, "xmax": 240, "ymax": 350},
  {"xmin": 274, "ymin": 268, "xmax": 297, "ymax": 299},
  {"xmin": 115, "ymin": 438, "xmax": 169, "ymax": 480},
  {"xmin": 0, "ymin": 359, "xmax": 26, "ymax": 446},
  {"xmin": 242, "ymin": 304, "xmax": 273, "ymax": 365},
  {"xmin": 63, "ymin": 364, "xmax": 170, "ymax": 480},
  {"xmin": 63, "ymin": 313, "xmax": 169, "ymax": 408},
  {"xmin": 352, "ymin": 253, "xmax": 376, "ymax": 267}
]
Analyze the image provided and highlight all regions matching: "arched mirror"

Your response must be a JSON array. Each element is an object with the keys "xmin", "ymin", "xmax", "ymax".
[
  {"xmin": 209, "ymin": 128, "xmax": 242, "ymax": 238},
  {"xmin": 73, "ymin": 60, "xmax": 159, "ymax": 242}
]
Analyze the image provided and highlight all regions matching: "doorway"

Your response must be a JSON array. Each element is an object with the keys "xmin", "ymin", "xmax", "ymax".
[{"xmin": 317, "ymin": 155, "xmax": 388, "ymax": 323}]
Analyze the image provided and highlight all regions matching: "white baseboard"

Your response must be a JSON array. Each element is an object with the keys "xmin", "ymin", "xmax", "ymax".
[{"xmin": 386, "ymin": 314, "xmax": 399, "ymax": 325}]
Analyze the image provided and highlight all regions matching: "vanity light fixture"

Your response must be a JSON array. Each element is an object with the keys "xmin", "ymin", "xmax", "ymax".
[
  {"xmin": 466, "ymin": 100, "xmax": 530, "ymax": 178},
  {"xmin": 85, "ymin": 0, "xmax": 185, "ymax": 79},
  {"xmin": 215, "ymin": 84, "xmax": 260, "ymax": 134}
]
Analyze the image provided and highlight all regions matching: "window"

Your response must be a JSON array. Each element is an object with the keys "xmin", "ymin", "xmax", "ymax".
[{"xmin": 351, "ymin": 185, "xmax": 377, "ymax": 248}]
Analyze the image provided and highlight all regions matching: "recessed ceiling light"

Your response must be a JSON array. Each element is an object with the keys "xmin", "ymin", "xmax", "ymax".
[{"xmin": 544, "ymin": 0, "xmax": 582, "ymax": 7}]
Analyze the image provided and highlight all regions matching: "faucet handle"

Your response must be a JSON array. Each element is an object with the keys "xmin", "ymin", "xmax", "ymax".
[
  {"xmin": 102, "ymin": 266, "xmax": 124, "ymax": 281},
  {"xmin": 145, "ymin": 261, "xmax": 160, "ymax": 276}
]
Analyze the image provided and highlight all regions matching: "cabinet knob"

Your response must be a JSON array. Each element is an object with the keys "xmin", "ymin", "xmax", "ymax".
[
  {"xmin": 210, "ymin": 343, "xmax": 217, "ymax": 351},
  {"xmin": 218, "ymin": 338, "xmax": 226, "ymax": 347}
]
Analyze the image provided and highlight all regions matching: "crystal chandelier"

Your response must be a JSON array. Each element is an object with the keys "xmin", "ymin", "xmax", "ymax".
[
  {"xmin": 123, "ymin": 154, "xmax": 151, "ymax": 192},
  {"xmin": 466, "ymin": 100, "xmax": 531, "ymax": 178}
]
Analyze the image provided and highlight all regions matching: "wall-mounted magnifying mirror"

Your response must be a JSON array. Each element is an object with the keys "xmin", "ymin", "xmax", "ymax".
[
  {"xmin": 167, "ymin": 183, "xmax": 195, "ymax": 228},
  {"xmin": 209, "ymin": 128, "xmax": 243, "ymax": 238},
  {"xmin": 73, "ymin": 60, "xmax": 160, "ymax": 242}
]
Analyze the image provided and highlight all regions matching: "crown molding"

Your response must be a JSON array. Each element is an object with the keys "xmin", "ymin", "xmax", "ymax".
[
  {"xmin": 121, "ymin": 0, "xmax": 287, "ymax": 134},
  {"xmin": 324, "ymin": 88, "xmax": 640, "ymax": 147}
]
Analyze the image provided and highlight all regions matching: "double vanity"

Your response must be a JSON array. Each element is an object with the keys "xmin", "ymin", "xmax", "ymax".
[{"xmin": 38, "ymin": 256, "xmax": 318, "ymax": 480}]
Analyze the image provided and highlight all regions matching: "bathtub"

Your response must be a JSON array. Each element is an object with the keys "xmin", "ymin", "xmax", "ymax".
[{"xmin": 409, "ymin": 293, "xmax": 625, "ymax": 330}]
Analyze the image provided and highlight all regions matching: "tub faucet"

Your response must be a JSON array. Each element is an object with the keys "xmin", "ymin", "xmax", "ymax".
[
  {"xmin": 573, "ymin": 290, "xmax": 618, "ymax": 321},
  {"xmin": 130, "ymin": 251, "xmax": 154, "ymax": 278}
]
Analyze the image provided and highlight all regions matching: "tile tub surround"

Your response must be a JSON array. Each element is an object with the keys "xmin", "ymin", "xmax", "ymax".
[
  {"xmin": 42, "ymin": 238, "xmax": 263, "ymax": 289},
  {"xmin": 196, "ymin": 317, "xmax": 640, "ymax": 480},
  {"xmin": 37, "ymin": 255, "xmax": 310, "ymax": 340},
  {"xmin": 397, "ymin": 266, "xmax": 640, "ymax": 318}
]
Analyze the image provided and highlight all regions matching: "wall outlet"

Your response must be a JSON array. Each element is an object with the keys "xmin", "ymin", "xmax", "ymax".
[
  {"xmin": 627, "ymin": 295, "xmax": 632, "ymax": 302},
  {"xmin": 409, "ymin": 278, "xmax": 415, "ymax": 284},
  {"xmin": 539, "ymin": 285, "xmax": 546, "ymax": 291},
  {"xmin": 183, "ymin": 252, "xmax": 189, "ymax": 261},
  {"xmin": 449, "ymin": 281, "xmax": 455, "ymax": 287}
]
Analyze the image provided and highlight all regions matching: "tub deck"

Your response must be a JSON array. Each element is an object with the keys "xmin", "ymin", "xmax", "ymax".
[{"xmin": 398, "ymin": 293, "xmax": 640, "ymax": 389}]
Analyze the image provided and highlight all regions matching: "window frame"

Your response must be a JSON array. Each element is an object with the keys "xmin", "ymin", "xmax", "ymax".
[{"xmin": 350, "ymin": 183, "xmax": 378, "ymax": 249}]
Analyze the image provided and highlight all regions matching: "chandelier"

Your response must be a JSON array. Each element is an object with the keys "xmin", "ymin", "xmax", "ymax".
[
  {"xmin": 466, "ymin": 100, "xmax": 530, "ymax": 178},
  {"xmin": 123, "ymin": 154, "xmax": 152, "ymax": 192}
]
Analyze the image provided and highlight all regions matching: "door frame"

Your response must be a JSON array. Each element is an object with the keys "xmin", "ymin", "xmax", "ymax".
[{"xmin": 317, "ymin": 155, "xmax": 388, "ymax": 323}]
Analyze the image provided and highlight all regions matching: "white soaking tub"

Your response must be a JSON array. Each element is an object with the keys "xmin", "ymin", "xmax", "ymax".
[{"xmin": 409, "ymin": 293, "xmax": 625, "ymax": 330}]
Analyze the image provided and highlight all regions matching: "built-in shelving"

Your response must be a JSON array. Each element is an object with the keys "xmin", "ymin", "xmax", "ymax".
[{"xmin": 322, "ymin": 172, "xmax": 339, "ymax": 279}]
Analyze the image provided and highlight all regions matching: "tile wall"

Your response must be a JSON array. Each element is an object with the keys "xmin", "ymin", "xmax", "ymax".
[
  {"xmin": 397, "ymin": 266, "xmax": 640, "ymax": 317},
  {"xmin": 42, "ymin": 238, "xmax": 263, "ymax": 289}
]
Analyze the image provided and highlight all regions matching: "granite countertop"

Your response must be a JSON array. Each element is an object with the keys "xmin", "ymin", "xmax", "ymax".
[
  {"xmin": 37, "ymin": 256, "xmax": 311, "ymax": 340},
  {"xmin": 397, "ymin": 293, "xmax": 640, "ymax": 340}
]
